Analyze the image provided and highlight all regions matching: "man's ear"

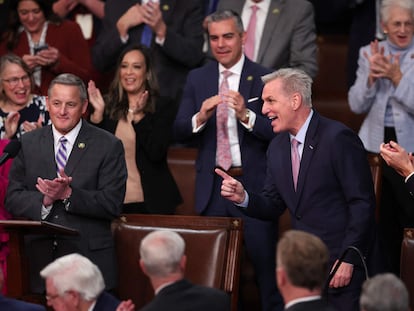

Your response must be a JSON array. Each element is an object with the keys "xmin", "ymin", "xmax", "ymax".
[
  {"xmin": 180, "ymin": 255, "xmax": 187, "ymax": 272},
  {"xmin": 291, "ymin": 92, "xmax": 302, "ymax": 111},
  {"xmin": 139, "ymin": 259, "xmax": 148, "ymax": 276}
]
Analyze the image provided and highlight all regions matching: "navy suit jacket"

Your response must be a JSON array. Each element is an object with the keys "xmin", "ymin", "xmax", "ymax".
[
  {"xmin": 407, "ymin": 175, "xmax": 414, "ymax": 196},
  {"xmin": 139, "ymin": 279, "xmax": 230, "ymax": 311},
  {"xmin": 247, "ymin": 111, "xmax": 376, "ymax": 265},
  {"xmin": 6, "ymin": 121, "xmax": 127, "ymax": 292},
  {"xmin": 0, "ymin": 295, "xmax": 45, "ymax": 311},
  {"xmin": 174, "ymin": 58, "xmax": 274, "ymax": 213},
  {"xmin": 93, "ymin": 291, "xmax": 120, "ymax": 311}
]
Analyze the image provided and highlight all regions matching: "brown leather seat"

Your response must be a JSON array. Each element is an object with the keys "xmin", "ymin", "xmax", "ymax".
[
  {"xmin": 112, "ymin": 214, "xmax": 243, "ymax": 311},
  {"xmin": 400, "ymin": 228, "xmax": 414, "ymax": 311}
]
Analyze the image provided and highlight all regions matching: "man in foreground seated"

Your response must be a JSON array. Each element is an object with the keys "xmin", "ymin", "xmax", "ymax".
[
  {"xmin": 360, "ymin": 273, "xmax": 409, "ymax": 311},
  {"xmin": 138, "ymin": 230, "xmax": 230, "ymax": 311},
  {"xmin": 40, "ymin": 253, "xmax": 134, "ymax": 311},
  {"xmin": 276, "ymin": 230, "xmax": 337, "ymax": 311}
]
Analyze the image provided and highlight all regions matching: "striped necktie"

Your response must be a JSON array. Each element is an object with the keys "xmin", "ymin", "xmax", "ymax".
[{"xmin": 56, "ymin": 136, "xmax": 68, "ymax": 175}]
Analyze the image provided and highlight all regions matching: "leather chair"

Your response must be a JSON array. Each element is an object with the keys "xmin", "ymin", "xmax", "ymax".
[
  {"xmin": 112, "ymin": 214, "xmax": 243, "ymax": 311},
  {"xmin": 400, "ymin": 228, "xmax": 414, "ymax": 311}
]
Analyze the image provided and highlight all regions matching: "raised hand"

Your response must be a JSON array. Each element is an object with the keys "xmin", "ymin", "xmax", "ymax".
[{"xmin": 215, "ymin": 168, "xmax": 246, "ymax": 204}]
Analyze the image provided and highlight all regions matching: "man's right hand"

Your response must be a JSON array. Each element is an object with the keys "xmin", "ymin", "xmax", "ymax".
[
  {"xmin": 196, "ymin": 95, "xmax": 221, "ymax": 127},
  {"xmin": 116, "ymin": 4, "xmax": 145, "ymax": 38},
  {"xmin": 215, "ymin": 168, "xmax": 246, "ymax": 204}
]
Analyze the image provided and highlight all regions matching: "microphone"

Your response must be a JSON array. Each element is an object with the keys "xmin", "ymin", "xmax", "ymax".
[{"xmin": 0, "ymin": 140, "xmax": 21, "ymax": 166}]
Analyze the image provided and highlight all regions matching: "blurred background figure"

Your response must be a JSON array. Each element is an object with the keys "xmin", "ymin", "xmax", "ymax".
[
  {"xmin": 88, "ymin": 45, "xmax": 182, "ymax": 215},
  {"xmin": 348, "ymin": 0, "xmax": 414, "ymax": 275},
  {"xmin": 0, "ymin": 0, "xmax": 93, "ymax": 95},
  {"xmin": 360, "ymin": 273, "xmax": 409, "ymax": 311},
  {"xmin": 92, "ymin": 0, "xmax": 205, "ymax": 103},
  {"xmin": 216, "ymin": 0, "xmax": 318, "ymax": 79},
  {"xmin": 0, "ymin": 53, "xmax": 50, "ymax": 139},
  {"xmin": 138, "ymin": 230, "xmax": 230, "ymax": 311},
  {"xmin": 0, "ymin": 139, "xmax": 15, "ymax": 295},
  {"xmin": 276, "ymin": 230, "xmax": 337, "ymax": 311},
  {"xmin": 40, "ymin": 253, "xmax": 134, "ymax": 311}
]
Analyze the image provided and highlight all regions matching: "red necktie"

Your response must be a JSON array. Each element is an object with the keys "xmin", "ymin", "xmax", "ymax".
[
  {"xmin": 216, "ymin": 70, "xmax": 232, "ymax": 170},
  {"xmin": 291, "ymin": 138, "xmax": 300, "ymax": 190},
  {"xmin": 245, "ymin": 5, "xmax": 258, "ymax": 60}
]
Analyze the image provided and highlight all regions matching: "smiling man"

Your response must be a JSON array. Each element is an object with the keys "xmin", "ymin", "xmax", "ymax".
[
  {"xmin": 173, "ymin": 10, "xmax": 282, "ymax": 311},
  {"xmin": 216, "ymin": 68, "xmax": 377, "ymax": 311},
  {"xmin": 6, "ymin": 73, "xmax": 127, "ymax": 294}
]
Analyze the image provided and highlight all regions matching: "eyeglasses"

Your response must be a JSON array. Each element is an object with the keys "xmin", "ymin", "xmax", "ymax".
[
  {"xmin": 2, "ymin": 75, "xmax": 31, "ymax": 87},
  {"xmin": 45, "ymin": 293, "xmax": 61, "ymax": 302}
]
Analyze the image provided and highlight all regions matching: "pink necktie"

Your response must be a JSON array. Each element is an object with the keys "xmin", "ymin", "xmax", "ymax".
[
  {"xmin": 291, "ymin": 138, "xmax": 300, "ymax": 190},
  {"xmin": 216, "ymin": 70, "xmax": 232, "ymax": 171},
  {"xmin": 245, "ymin": 5, "xmax": 258, "ymax": 60}
]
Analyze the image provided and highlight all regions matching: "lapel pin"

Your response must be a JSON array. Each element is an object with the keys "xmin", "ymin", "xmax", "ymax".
[
  {"xmin": 247, "ymin": 75, "xmax": 253, "ymax": 81},
  {"xmin": 78, "ymin": 142, "xmax": 86, "ymax": 149},
  {"xmin": 162, "ymin": 4, "xmax": 169, "ymax": 11},
  {"xmin": 309, "ymin": 145, "xmax": 314, "ymax": 149},
  {"xmin": 272, "ymin": 8, "xmax": 280, "ymax": 14}
]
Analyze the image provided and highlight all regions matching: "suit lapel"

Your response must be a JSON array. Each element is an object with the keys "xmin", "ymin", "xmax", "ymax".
[
  {"xmin": 295, "ymin": 112, "xmax": 319, "ymax": 205},
  {"xmin": 257, "ymin": 0, "xmax": 284, "ymax": 63},
  {"xmin": 42, "ymin": 126, "xmax": 59, "ymax": 179},
  {"xmin": 64, "ymin": 122, "xmax": 90, "ymax": 177}
]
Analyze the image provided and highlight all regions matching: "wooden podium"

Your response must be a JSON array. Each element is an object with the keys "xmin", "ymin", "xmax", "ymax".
[{"xmin": 0, "ymin": 220, "xmax": 78, "ymax": 300}]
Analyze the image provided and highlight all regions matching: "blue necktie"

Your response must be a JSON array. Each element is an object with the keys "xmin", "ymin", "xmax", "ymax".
[{"xmin": 141, "ymin": 25, "xmax": 153, "ymax": 47}]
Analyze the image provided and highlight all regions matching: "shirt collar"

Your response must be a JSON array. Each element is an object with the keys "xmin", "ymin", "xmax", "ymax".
[
  {"xmin": 218, "ymin": 54, "xmax": 245, "ymax": 77},
  {"xmin": 284, "ymin": 295, "xmax": 322, "ymax": 309},
  {"xmin": 290, "ymin": 109, "xmax": 313, "ymax": 144},
  {"xmin": 245, "ymin": 0, "xmax": 271, "ymax": 11},
  {"xmin": 52, "ymin": 119, "xmax": 82, "ymax": 147}
]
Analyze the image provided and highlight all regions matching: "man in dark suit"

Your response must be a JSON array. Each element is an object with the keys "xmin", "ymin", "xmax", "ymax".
[
  {"xmin": 216, "ymin": 0, "xmax": 318, "ymax": 78},
  {"xmin": 138, "ymin": 230, "xmax": 230, "ymax": 311},
  {"xmin": 380, "ymin": 140, "xmax": 414, "ymax": 195},
  {"xmin": 92, "ymin": 0, "xmax": 205, "ymax": 101},
  {"xmin": 216, "ymin": 68, "xmax": 376, "ymax": 311},
  {"xmin": 174, "ymin": 10, "xmax": 281, "ymax": 311},
  {"xmin": 40, "ymin": 253, "xmax": 134, "ymax": 311},
  {"xmin": 6, "ymin": 73, "xmax": 127, "ymax": 293},
  {"xmin": 0, "ymin": 266, "xmax": 45, "ymax": 311},
  {"xmin": 277, "ymin": 230, "xmax": 337, "ymax": 311}
]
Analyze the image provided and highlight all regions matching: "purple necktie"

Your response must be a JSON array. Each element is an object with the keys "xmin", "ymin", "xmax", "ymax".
[
  {"xmin": 291, "ymin": 138, "xmax": 300, "ymax": 190},
  {"xmin": 216, "ymin": 70, "xmax": 232, "ymax": 171},
  {"xmin": 56, "ymin": 136, "xmax": 68, "ymax": 175},
  {"xmin": 245, "ymin": 5, "xmax": 258, "ymax": 60}
]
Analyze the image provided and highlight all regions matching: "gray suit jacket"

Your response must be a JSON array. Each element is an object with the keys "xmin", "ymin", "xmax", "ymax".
[
  {"xmin": 6, "ymin": 121, "xmax": 127, "ymax": 292},
  {"xmin": 217, "ymin": 0, "xmax": 318, "ymax": 78}
]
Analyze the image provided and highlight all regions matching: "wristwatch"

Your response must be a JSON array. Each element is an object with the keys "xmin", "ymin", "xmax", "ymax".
[{"xmin": 243, "ymin": 109, "xmax": 250, "ymax": 123}]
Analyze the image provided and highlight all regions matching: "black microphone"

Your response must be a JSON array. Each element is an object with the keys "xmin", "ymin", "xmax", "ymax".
[{"xmin": 0, "ymin": 140, "xmax": 21, "ymax": 166}]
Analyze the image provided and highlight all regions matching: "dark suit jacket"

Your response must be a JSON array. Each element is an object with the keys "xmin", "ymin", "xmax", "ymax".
[
  {"xmin": 247, "ymin": 111, "xmax": 376, "ymax": 266},
  {"xmin": 139, "ymin": 279, "xmax": 230, "ymax": 311},
  {"xmin": 216, "ymin": 0, "xmax": 318, "ymax": 78},
  {"xmin": 0, "ymin": 295, "xmax": 45, "ymax": 311},
  {"xmin": 92, "ymin": 0, "xmax": 205, "ymax": 100},
  {"xmin": 285, "ymin": 298, "xmax": 337, "ymax": 311},
  {"xmin": 5, "ymin": 121, "xmax": 127, "ymax": 292},
  {"xmin": 93, "ymin": 291, "xmax": 120, "ymax": 311},
  {"xmin": 92, "ymin": 97, "xmax": 182, "ymax": 214},
  {"xmin": 407, "ymin": 175, "xmax": 414, "ymax": 196},
  {"xmin": 174, "ymin": 58, "xmax": 274, "ymax": 213}
]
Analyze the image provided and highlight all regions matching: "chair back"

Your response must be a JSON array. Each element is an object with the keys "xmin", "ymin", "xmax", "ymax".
[{"xmin": 112, "ymin": 214, "xmax": 243, "ymax": 311}]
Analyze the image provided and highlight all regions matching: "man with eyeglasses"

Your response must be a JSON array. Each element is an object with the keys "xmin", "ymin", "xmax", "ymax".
[{"xmin": 40, "ymin": 253, "xmax": 134, "ymax": 311}]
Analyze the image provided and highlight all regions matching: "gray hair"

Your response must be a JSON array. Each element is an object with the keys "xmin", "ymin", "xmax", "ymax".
[
  {"xmin": 381, "ymin": 0, "xmax": 414, "ymax": 23},
  {"xmin": 140, "ymin": 230, "xmax": 185, "ymax": 278},
  {"xmin": 205, "ymin": 10, "xmax": 244, "ymax": 34},
  {"xmin": 48, "ymin": 73, "xmax": 87, "ymax": 102},
  {"xmin": 262, "ymin": 68, "xmax": 313, "ymax": 107},
  {"xmin": 360, "ymin": 273, "xmax": 409, "ymax": 311},
  {"xmin": 40, "ymin": 253, "xmax": 105, "ymax": 301}
]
